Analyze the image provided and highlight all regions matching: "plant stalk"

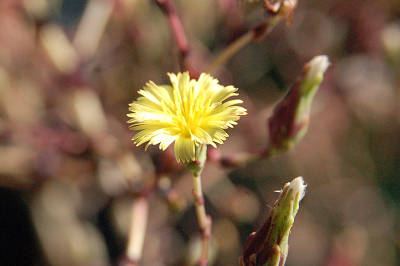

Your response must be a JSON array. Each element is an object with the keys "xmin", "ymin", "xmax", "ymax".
[
  {"xmin": 188, "ymin": 145, "xmax": 212, "ymax": 266},
  {"xmin": 205, "ymin": 16, "xmax": 282, "ymax": 74}
]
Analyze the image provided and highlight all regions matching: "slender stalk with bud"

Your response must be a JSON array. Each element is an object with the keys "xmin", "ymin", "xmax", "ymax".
[{"xmin": 216, "ymin": 55, "xmax": 330, "ymax": 167}]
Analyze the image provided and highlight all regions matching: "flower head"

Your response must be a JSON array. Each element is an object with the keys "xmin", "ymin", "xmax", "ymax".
[{"xmin": 127, "ymin": 72, "xmax": 247, "ymax": 163}]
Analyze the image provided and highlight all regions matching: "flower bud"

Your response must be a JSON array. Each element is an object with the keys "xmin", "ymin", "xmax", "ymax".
[
  {"xmin": 265, "ymin": 0, "xmax": 298, "ymax": 24},
  {"xmin": 268, "ymin": 55, "xmax": 330, "ymax": 154},
  {"xmin": 240, "ymin": 177, "xmax": 306, "ymax": 266}
]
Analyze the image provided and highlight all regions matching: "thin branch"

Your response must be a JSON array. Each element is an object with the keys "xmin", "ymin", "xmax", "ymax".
[
  {"xmin": 218, "ymin": 149, "xmax": 268, "ymax": 168},
  {"xmin": 205, "ymin": 31, "xmax": 253, "ymax": 74},
  {"xmin": 205, "ymin": 17, "xmax": 282, "ymax": 74},
  {"xmin": 185, "ymin": 144, "xmax": 212, "ymax": 266},
  {"xmin": 155, "ymin": 0, "xmax": 198, "ymax": 77},
  {"xmin": 192, "ymin": 169, "xmax": 212, "ymax": 266}
]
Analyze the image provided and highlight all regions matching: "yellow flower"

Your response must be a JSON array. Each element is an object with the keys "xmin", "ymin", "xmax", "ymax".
[{"xmin": 127, "ymin": 72, "xmax": 247, "ymax": 163}]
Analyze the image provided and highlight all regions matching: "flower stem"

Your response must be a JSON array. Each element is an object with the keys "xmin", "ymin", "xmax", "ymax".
[
  {"xmin": 188, "ymin": 145, "xmax": 212, "ymax": 265},
  {"xmin": 192, "ymin": 170, "xmax": 212, "ymax": 265}
]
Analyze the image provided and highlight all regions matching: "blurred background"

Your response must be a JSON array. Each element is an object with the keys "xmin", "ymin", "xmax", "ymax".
[{"xmin": 0, "ymin": 0, "xmax": 399, "ymax": 265}]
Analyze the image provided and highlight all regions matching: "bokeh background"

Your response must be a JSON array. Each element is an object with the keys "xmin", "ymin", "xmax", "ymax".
[{"xmin": 0, "ymin": 0, "xmax": 400, "ymax": 265}]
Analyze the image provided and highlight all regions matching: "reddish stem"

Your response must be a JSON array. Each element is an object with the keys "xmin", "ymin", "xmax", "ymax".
[{"xmin": 155, "ymin": 0, "xmax": 198, "ymax": 77}]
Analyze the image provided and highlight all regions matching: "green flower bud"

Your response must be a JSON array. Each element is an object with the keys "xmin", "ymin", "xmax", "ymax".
[
  {"xmin": 240, "ymin": 177, "xmax": 306, "ymax": 266},
  {"xmin": 268, "ymin": 55, "xmax": 330, "ymax": 154}
]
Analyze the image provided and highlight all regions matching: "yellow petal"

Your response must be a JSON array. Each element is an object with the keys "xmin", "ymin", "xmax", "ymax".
[{"xmin": 174, "ymin": 136, "xmax": 196, "ymax": 163}]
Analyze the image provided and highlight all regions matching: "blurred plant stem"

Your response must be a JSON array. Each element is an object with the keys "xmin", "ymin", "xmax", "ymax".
[
  {"xmin": 206, "ymin": 17, "xmax": 281, "ymax": 74},
  {"xmin": 206, "ymin": 0, "xmax": 299, "ymax": 74},
  {"xmin": 186, "ymin": 145, "xmax": 212, "ymax": 266},
  {"xmin": 205, "ymin": 30, "xmax": 254, "ymax": 74},
  {"xmin": 124, "ymin": 197, "xmax": 149, "ymax": 266},
  {"xmin": 73, "ymin": 0, "xmax": 114, "ymax": 60},
  {"xmin": 240, "ymin": 176, "xmax": 306, "ymax": 266},
  {"xmin": 155, "ymin": 0, "xmax": 199, "ymax": 77}
]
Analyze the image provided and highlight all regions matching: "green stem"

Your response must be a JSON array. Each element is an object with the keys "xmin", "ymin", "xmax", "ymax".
[
  {"xmin": 188, "ymin": 145, "xmax": 211, "ymax": 266},
  {"xmin": 205, "ymin": 31, "xmax": 253, "ymax": 74},
  {"xmin": 205, "ymin": 16, "xmax": 282, "ymax": 74}
]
